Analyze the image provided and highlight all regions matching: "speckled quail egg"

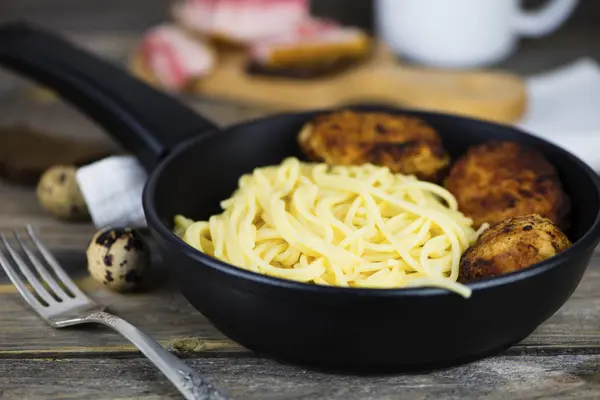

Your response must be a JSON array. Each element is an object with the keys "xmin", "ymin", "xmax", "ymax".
[
  {"xmin": 36, "ymin": 165, "xmax": 89, "ymax": 221},
  {"xmin": 87, "ymin": 228, "xmax": 149, "ymax": 292}
]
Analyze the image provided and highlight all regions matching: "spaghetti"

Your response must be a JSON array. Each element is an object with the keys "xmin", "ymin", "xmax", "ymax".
[{"xmin": 174, "ymin": 157, "xmax": 486, "ymax": 297}]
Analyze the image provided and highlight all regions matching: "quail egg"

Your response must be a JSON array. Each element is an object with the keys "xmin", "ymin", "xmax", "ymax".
[
  {"xmin": 36, "ymin": 165, "xmax": 89, "ymax": 221},
  {"xmin": 87, "ymin": 228, "xmax": 149, "ymax": 292}
]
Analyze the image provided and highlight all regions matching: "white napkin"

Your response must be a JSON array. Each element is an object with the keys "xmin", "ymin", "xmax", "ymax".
[
  {"xmin": 76, "ymin": 58, "xmax": 600, "ymax": 229},
  {"xmin": 518, "ymin": 57, "xmax": 600, "ymax": 170},
  {"xmin": 76, "ymin": 156, "xmax": 148, "ymax": 228}
]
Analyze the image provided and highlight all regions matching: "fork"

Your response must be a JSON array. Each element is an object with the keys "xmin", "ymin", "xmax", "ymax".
[{"xmin": 0, "ymin": 225, "xmax": 227, "ymax": 400}]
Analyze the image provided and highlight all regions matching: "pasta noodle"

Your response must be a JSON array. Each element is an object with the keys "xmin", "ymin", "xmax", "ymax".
[{"xmin": 173, "ymin": 157, "xmax": 487, "ymax": 298}]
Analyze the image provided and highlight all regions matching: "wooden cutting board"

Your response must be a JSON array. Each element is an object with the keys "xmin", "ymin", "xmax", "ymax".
[{"xmin": 129, "ymin": 42, "xmax": 527, "ymax": 124}]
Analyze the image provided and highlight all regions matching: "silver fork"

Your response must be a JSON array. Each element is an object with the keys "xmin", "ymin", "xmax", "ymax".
[{"xmin": 0, "ymin": 225, "xmax": 227, "ymax": 400}]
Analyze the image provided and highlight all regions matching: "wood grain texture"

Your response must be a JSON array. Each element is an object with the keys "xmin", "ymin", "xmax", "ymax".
[
  {"xmin": 129, "ymin": 42, "xmax": 527, "ymax": 124},
  {"xmin": 0, "ymin": 133, "xmax": 599, "ymax": 400},
  {"xmin": 0, "ymin": 168, "xmax": 599, "ymax": 357},
  {"xmin": 2, "ymin": 245, "xmax": 600, "ymax": 357},
  {"xmin": 1, "ymin": 1, "xmax": 600, "ymax": 398},
  {"xmin": 2, "ymin": 355, "xmax": 600, "ymax": 400}
]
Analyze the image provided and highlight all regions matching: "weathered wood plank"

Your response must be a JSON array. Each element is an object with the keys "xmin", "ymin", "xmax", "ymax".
[
  {"xmin": 0, "ymin": 0, "xmax": 170, "ymax": 34},
  {"xmin": 0, "ymin": 77, "xmax": 599, "ymax": 361},
  {"xmin": 0, "ymin": 172, "xmax": 599, "ymax": 356},
  {"xmin": 1, "ymin": 2, "xmax": 600, "ymax": 398},
  {"xmin": 0, "ymin": 223, "xmax": 599, "ymax": 356},
  {"xmin": 1, "ymin": 354, "xmax": 600, "ymax": 400}
]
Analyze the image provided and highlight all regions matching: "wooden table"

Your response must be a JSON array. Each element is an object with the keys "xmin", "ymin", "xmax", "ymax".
[{"xmin": 2, "ymin": 2, "xmax": 600, "ymax": 399}]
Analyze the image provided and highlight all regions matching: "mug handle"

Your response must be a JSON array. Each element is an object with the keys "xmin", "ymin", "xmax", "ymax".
[{"xmin": 515, "ymin": 0, "xmax": 578, "ymax": 37}]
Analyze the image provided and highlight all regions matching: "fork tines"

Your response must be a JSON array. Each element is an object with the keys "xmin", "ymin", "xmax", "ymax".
[{"xmin": 0, "ymin": 225, "xmax": 85, "ymax": 310}]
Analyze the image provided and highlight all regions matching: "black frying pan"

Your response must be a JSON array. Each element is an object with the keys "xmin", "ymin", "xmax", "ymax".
[{"xmin": 1, "ymin": 22, "xmax": 600, "ymax": 372}]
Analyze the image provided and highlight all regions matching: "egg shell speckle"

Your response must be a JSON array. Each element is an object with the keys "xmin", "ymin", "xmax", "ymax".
[
  {"xmin": 87, "ymin": 228, "xmax": 149, "ymax": 292},
  {"xmin": 36, "ymin": 165, "xmax": 89, "ymax": 221}
]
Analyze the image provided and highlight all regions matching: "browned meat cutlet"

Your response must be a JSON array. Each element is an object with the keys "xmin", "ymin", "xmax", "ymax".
[
  {"xmin": 459, "ymin": 214, "xmax": 571, "ymax": 282},
  {"xmin": 298, "ymin": 110, "xmax": 451, "ymax": 182},
  {"xmin": 444, "ymin": 140, "xmax": 570, "ymax": 229}
]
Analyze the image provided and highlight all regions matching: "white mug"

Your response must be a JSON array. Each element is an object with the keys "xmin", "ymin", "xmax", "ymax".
[{"xmin": 375, "ymin": 0, "xmax": 579, "ymax": 68}]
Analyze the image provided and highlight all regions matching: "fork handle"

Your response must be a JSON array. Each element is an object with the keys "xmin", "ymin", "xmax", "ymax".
[{"xmin": 86, "ymin": 311, "xmax": 227, "ymax": 400}]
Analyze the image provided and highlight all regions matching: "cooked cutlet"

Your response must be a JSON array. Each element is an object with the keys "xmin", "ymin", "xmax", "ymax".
[
  {"xmin": 298, "ymin": 110, "xmax": 451, "ymax": 182},
  {"xmin": 445, "ymin": 141, "xmax": 570, "ymax": 229},
  {"xmin": 459, "ymin": 214, "xmax": 571, "ymax": 282}
]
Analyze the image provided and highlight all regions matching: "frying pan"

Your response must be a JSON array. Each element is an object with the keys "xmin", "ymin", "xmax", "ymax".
[{"xmin": 1, "ymin": 22, "xmax": 600, "ymax": 372}]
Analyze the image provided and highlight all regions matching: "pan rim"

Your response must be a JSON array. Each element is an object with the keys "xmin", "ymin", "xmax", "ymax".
[{"xmin": 143, "ymin": 107, "xmax": 600, "ymax": 298}]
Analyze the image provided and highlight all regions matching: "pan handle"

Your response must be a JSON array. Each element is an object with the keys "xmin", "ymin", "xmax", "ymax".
[{"xmin": 0, "ymin": 21, "xmax": 219, "ymax": 171}]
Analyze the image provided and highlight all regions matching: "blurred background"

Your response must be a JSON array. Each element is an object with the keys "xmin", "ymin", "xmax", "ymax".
[
  {"xmin": 0, "ymin": 0, "xmax": 598, "ymax": 161},
  {"xmin": 1, "ymin": 0, "xmax": 598, "ymax": 72}
]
